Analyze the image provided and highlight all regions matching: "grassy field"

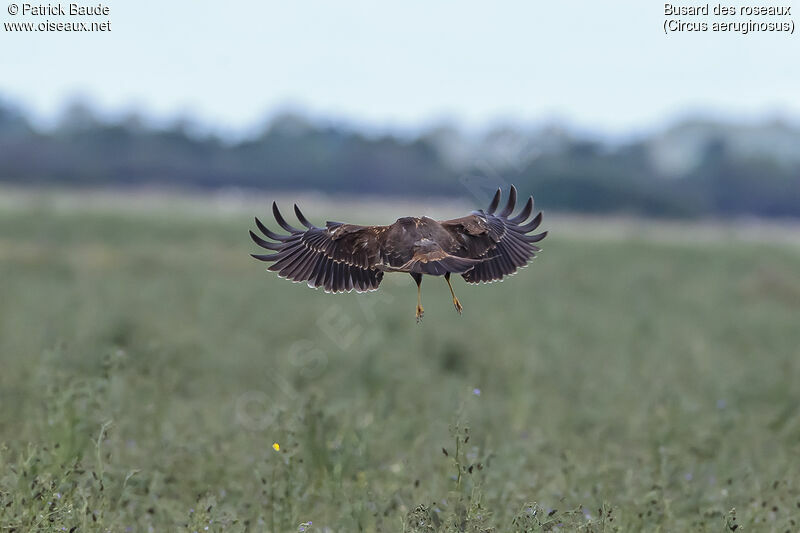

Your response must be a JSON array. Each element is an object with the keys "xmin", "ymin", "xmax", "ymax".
[{"xmin": 1, "ymin": 194, "xmax": 799, "ymax": 532}]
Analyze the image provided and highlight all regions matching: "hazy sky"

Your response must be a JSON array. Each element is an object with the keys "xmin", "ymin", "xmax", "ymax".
[{"xmin": 2, "ymin": 0, "xmax": 799, "ymax": 136}]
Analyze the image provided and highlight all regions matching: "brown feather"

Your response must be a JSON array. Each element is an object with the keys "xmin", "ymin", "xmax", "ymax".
[
  {"xmin": 439, "ymin": 188, "xmax": 547, "ymax": 284},
  {"xmin": 249, "ymin": 186, "xmax": 546, "ymax": 292}
]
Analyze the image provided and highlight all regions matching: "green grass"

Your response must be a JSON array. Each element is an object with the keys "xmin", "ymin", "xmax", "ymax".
[{"xmin": 1, "ymin": 202, "xmax": 800, "ymax": 532}]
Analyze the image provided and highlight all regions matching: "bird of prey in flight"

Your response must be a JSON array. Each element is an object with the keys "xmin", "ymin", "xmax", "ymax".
[{"xmin": 249, "ymin": 185, "xmax": 547, "ymax": 322}]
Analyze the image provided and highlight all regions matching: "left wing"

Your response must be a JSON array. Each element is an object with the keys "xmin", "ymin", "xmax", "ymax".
[
  {"xmin": 249, "ymin": 203, "xmax": 385, "ymax": 293},
  {"xmin": 440, "ymin": 185, "xmax": 547, "ymax": 283}
]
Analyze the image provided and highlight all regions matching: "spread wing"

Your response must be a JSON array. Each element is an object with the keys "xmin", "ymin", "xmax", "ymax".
[
  {"xmin": 440, "ymin": 185, "xmax": 547, "ymax": 284},
  {"xmin": 249, "ymin": 202, "xmax": 384, "ymax": 293}
]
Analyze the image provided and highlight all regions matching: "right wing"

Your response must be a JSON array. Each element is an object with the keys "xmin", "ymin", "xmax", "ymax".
[{"xmin": 440, "ymin": 186, "xmax": 547, "ymax": 283}]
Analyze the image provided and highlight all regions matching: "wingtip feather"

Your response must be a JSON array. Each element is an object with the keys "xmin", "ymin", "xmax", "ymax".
[
  {"xmin": 499, "ymin": 185, "xmax": 517, "ymax": 217},
  {"xmin": 486, "ymin": 188, "xmax": 502, "ymax": 214},
  {"xmin": 509, "ymin": 196, "xmax": 534, "ymax": 224},
  {"xmin": 294, "ymin": 204, "xmax": 314, "ymax": 229}
]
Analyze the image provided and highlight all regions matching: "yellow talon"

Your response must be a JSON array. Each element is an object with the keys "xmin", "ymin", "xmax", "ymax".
[
  {"xmin": 414, "ymin": 273, "xmax": 424, "ymax": 323},
  {"xmin": 445, "ymin": 273, "xmax": 463, "ymax": 316}
]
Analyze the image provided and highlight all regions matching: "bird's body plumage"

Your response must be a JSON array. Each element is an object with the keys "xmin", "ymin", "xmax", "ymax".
[{"xmin": 250, "ymin": 186, "xmax": 547, "ymax": 319}]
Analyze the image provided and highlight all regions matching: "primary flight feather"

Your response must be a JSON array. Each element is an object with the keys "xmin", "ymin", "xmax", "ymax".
[{"xmin": 249, "ymin": 185, "xmax": 547, "ymax": 321}]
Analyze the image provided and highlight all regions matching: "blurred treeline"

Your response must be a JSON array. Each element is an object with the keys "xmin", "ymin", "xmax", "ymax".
[{"xmin": 1, "ymin": 98, "xmax": 799, "ymax": 217}]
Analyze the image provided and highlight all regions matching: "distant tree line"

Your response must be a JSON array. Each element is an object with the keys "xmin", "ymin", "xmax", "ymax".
[{"xmin": 1, "ymin": 99, "xmax": 798, "ymax": 217}]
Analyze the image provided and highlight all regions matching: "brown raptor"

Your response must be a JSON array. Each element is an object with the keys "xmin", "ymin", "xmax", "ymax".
[{"xmin": 249, "ymin": 185, "xmax": 547, "ymax": 321}]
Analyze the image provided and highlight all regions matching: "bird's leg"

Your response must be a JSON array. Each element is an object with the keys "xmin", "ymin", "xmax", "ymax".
[
  {"xmin": 444, "ymin": 272, "xmax": 463, "ymax": 315},
  {"xmin": 411, "ymin": 273, "xmax": 424, "ymax": 323}
]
